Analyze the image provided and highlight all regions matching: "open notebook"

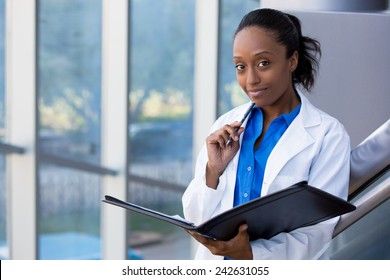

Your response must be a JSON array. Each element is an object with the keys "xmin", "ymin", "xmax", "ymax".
[{"xmin": 102, "ymin": 181, "xmax": 355, "ymax": 241}]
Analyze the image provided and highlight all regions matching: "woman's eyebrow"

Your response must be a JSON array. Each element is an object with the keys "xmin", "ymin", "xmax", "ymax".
[
  {"xmin": 233, "ymin": 51, "xmax": 274, "ymax": 59},
  {"xmin": 254, "ymin": 51, "xmax": 274, "ymax": 56}
]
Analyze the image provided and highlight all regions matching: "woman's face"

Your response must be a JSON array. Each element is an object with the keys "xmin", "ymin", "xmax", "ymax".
[{"xmin": 233, "ymin": 26, "xmax": 298, "ymax": 109}]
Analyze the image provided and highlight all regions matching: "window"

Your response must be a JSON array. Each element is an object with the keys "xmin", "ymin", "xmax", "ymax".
[
  {"xmin": 38, "ymin": 164, "xmax": 101, "ymax": 259},
  {"xmin": 328, "ymin": 170, "xmax": 390, "ymax": 259},
  {"xmin": 37, "ymin": 0, "xmax": 103, "ymax": 259},
  {"xmin": 38, "ymin": 0, "xmax": 102, "ymax": 164},
  {"xmin": 128, "ymin": 0, "xmax": 195, "ymax": 259},
  {"xmin": 217, "ymin": 0, "xmax": 258, "ymax": 116}
]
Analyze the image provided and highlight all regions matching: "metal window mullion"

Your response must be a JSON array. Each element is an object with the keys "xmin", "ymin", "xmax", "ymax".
[
  {"xmin": 101, "ymin": 0, "xmax": 129, "ymax": 260},
  {"xmin": 6, "ymin": 0, "xmax": 37, "ymax": 259},
  {"xmin": 193, "ymin": 0, "xmax": 219, "ymax": 159},
  {"xmin": 192, "ymin": 0, "xmax": 219, "ymax": 258}
]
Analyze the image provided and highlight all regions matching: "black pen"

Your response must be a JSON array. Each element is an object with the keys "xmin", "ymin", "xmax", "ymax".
[{"xmin": 226, "ymin": 102, "xmax": 255, "ymax": 146}]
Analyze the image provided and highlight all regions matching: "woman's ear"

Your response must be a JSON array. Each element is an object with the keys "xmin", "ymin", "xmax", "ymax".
[{"xmin": 289, "ymin": 51, "xmax": 299, "ymax": 72}]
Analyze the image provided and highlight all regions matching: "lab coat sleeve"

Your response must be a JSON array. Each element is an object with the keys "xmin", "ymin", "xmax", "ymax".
[
  {"xmin": 251, "ymin": 119, "xmax": 351, "ymax": 259},
  {"xmin": 182, "ymin": 103, "xmax": 249, "ymax": 225},
  {"xmin": 182, "ymin": 143, "xmax": 227, "ymax": 224},
  {"xmin": 182, "ymin": 112, "xmax": 237, "ymax": 224}
]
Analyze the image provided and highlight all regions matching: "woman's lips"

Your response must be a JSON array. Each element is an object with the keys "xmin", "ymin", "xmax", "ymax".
[{"xmin": 248, "ymin": 87, "xmax": 268, "ymax": 97}]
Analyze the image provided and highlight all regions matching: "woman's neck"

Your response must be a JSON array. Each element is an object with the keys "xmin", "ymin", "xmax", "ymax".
[{"xmin": 261, "ymin": 87, "xmax": 300, "ymax": 121}]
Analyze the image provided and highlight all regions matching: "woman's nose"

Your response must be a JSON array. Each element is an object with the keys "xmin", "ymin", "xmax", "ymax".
[{"xmin": 246, "ymin": 67, "xmax": 261, "ymax": 85}]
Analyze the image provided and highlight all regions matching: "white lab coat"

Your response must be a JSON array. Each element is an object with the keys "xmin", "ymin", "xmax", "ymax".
[{"xmin": 182, "ymin": 91, "xmax": 351, "ymax": 260}]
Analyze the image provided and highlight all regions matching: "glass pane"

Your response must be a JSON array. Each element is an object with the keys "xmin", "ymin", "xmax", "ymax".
[
  {"xmin": 128, "ymin": 0, "xmax": 195, "ymax": 259},
  {"xmin": 330, "ymin": 199, "xmax": 390, "ymax": 259},
  {"xmin": 217, "ymin": 0, "xmax": 258, "ymax": 115},
  {"xmin": 126, "ymin": 181, "xmax": 188, "ymax": 260},
  {"xmin": 37, "ymin": 0, "xmax": 102, "ymax": 164},
  {"xmin": 328, "ymin": 171, "xmax": 390, "ymax": 259},
  {"xmin": 37, "ymin": 0, "xmax": 102, "ymax": 260},
  {"xmin": 38, "ymin": 164, "xmax": 101, "ymax": 259}
]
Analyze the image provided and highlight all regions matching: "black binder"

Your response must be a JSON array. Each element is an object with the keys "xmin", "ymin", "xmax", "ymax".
[{"xmin": 102, "ymin": 181, "xmax": 356, "ymax": 241}]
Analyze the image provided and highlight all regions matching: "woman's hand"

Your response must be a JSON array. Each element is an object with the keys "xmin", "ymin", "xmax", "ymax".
[
  {"xmin": 205, "ymin": 121, "xmax": 244, "ymax": 189},
  {"xmin": 187, "ymin": 224, "xmax": 253, "ymax": 260}
]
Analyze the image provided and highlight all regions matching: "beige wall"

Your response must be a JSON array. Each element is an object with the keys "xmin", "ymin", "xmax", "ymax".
[{"xmin": 293, "ymin": 11, "xmax": 390, "ymax": 147}]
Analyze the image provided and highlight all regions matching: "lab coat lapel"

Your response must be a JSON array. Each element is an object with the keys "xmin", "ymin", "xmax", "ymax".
[
  {"xmin": 262, "ymin": 119, "xmax": 314, "ymax": 194},
  {"xmin": 261, "ymin": 93, "xmax": 320, "ymax": 195}
]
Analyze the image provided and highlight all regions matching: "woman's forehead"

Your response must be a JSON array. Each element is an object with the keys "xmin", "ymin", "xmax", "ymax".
[{"xmin": 233, "ymin": 27, "xmax": 285, "ymax": 57}]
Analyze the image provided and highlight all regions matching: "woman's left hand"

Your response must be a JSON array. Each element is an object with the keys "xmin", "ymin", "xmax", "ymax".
[{"xmin": 186, "ymin": 224, "xmax": 253, "ymax": 260}]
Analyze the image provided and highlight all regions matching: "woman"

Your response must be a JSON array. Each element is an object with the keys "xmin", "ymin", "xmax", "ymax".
[{"xmin": 182, "ymin": 8, "xmax": 350, "ymax": 260}]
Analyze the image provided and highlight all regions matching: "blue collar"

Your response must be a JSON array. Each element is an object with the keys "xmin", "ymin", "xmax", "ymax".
[{"xmin": 252, "ymin": 104, "xmax": 301, "ymax": 126}]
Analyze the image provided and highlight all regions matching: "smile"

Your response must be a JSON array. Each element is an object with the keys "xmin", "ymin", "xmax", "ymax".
[{"xmin": 247, "ymin": 87, "xmax": 268, "ymax": 97}]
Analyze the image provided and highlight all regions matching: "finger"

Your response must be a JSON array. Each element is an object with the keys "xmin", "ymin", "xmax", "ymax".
[
  {"xmin": 208, "ymin": 129, "xmax": 230, "ymax": 148},
  {"xmin": 218, "ymin": 129, "xmax": 236, "ymax": 148},
  {"xmin": 238, "ymin": 223, "xmax": 248, "ymax": 232},
  {"xmin": 230, "ymin": 120, "xmax": 242, "ymax": 128},
  {"xmin": 208, "ymin": 123, "xmax": 243, "ymax": 149},
  {"xmin": 235, "ymin": 127, "xmax": 245, "ymax": 140},
  {"xmin": 228, "ymin": 122, "xmax": 245, "ymax": 142},
  {"xmin": 236, "ymin": 126, "xmax": 245, "ymax": 134},
  {"xmin": 235, "ymin": 224, "xmax": 250, "ymax": 241},
  {"xmin": 225, "ymin": 122, "xmax": 239, "ymax": 134},
  {"xmin": 187, "ymin": 230, "xmax": 215, "ymax": 244},
  {"xmin": 186, "ymin": 230, "xmax": 203, "ymax": 243},
  {"xmin": 219, "ymin": 133, "xmax": 232, "ymax": 148}
]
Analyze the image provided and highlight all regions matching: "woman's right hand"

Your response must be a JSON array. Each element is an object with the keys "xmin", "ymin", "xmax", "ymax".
[{"xmin": 205, "ymin": 121, "xmax": 244, "ymax": 189}]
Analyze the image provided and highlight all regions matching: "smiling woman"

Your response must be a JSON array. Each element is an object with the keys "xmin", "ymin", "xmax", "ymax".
[{"xmin": 182, "ymin": 8, "xmax": 351, "ymax": 260}]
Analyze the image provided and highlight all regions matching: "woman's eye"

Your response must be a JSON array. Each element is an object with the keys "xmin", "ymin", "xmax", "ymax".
[
  {"xmin": 235, "ymin": 64, "xmax": 245, "ymax": 71},
  {"xmin": 258, "ymin": 61, "xmax": 270, "ymax": 67}
]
